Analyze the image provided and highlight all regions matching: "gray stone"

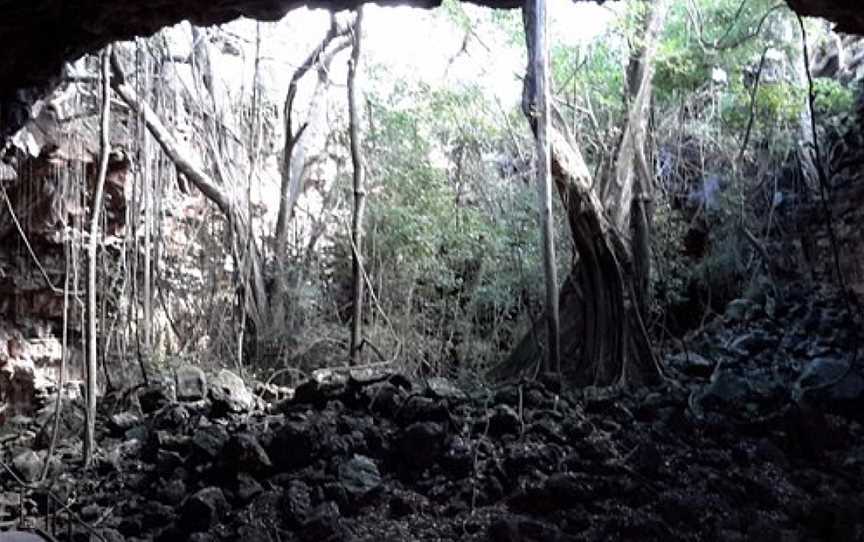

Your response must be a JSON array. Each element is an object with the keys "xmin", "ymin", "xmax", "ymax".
[
  {"xmin": 175, "ymin": 365, "xmax": 207, "ymax": 402},
  {"xmin": 426, "ymin": 377, "xmax": 467, "ymax": 401},
  {"xmin": 12, "ymin": 450, "xmax": 43, "ymax": 483},
  {"xmin": 669, "ymin": 351, "xmax": 714, "ymax": 378},
  {"xmin": 283, "ymin": 480, "xmax": 312, "ymax": 527},
  {"xmin": 108, "ymin": 411, "xmax": 141, "ymax": 436},
  {"xmin": 181, "ymin": 486, "xmax": 228, "ymax": 533},
  {"xmin": 697, "ymin": 368, "xmax": 753, "ymax": 411},
  {"xmin": 338, "ymin": 454, "xmax": 382, "ymax": 501},
  {"xmin": 234, "ymin": 473, "xmax": 263, "ymax": 503},
  {"xmin": 797, "ymin": 358, "xmax": 864, "ymax": 413},
  {"xmin": 192, "ymin": 424, "xmax": 230, "ymax": 460},
  {"xmin": 225, "ymin": 432, "xmax": 271, "ymax": 474},
  {"xmin": 399, "ymin": 422, "xmax": 444, "ymax": 469},
  {"xmin": 209, "ymin": 369, "xmax": 254, "ymax": 414},
  {"xmin": 729, "ymin": 331, "xmax": 773, "ymax": 355},
  {"xmin": 798, "ymin": 358, "xmax": 849, "ymax": 389},
  {"xmin": 725, "ymin": 298, "xmax": 756, "ymax": 322}
]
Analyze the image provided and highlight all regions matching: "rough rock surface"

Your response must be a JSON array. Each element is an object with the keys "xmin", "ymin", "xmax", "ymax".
[{"xmin": 1, "ymin": 283, "xmax": 863, "ymax": 541}]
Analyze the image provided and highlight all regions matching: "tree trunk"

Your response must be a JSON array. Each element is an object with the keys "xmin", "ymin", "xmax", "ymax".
[
  {"xmin": 110, "ymin": 52, "xmax": 270, "ymax": 331},
  {"xmin": 84, "ymin": 46, "xmax": 111, "ymax": 467},
  {"xmin": 495, "ymin": 0, "xmax": 668, "ymax": 387},
  {"xmin": 271, "ymin": 19, "xmax": 351, "ymax": 328},
  {"xmin": 348, "ymin": 8, "xmax": 366, "ymax": 366},
  {"xmin": 529, "ymin": 0, "xmax": 560, "ymax": 373}
]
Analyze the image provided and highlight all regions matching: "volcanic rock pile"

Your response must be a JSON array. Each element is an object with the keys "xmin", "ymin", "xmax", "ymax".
[{"xmin": 1, "ymin": 283, "xmax": 863, "ymax": 542}]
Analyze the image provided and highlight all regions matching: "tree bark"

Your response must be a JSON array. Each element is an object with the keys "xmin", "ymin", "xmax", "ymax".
[
  {"xmin": 274, "ymin": 17, "xmax": 351, "ymax": 250},
  {"xmin": 110, "ymin": 51, "xmax": 270, "ymax": 330},
  {"xmin": 84, "ymin": 46, "xmax": 111, "ymax": 467},
  {"xmin": 495, "ymin": 0, "xmax": 667, "ymax": 387},
  {"xmin": 271, "ymin": 20, "xmax": 352, "ymax": 330},
  {"xmin": 529, "ymin": 0, "xmax": 560, "ymax": 373},
  {"xmin": 348, "ymin": 8, "xmax": 366, "ymax": 366}
]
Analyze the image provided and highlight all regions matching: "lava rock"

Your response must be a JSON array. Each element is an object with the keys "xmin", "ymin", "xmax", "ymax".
[
  {"xmin": 696, "ymin": 368, "xmax": 753, "ymax": 411},
  {"xmin": 233, "ymin": 473, "xmax": 264, "ymax": 503},
  {"xmin": 389, "ymin": 490, "xmax": 430, "ymax": 518},
  {"xmin": 299, "ymin": 501, "xmax": 346, "ymax": 542},
  {"xmin": 139, "ymin": 384, "xmax": 174, "ymax": 414},
  {"xmin": 797, "ymin": 358, "xmax": 864, "ymax": 417},
  {"xmin": 397, "ymin": 395, "xmax": 448, "ymax": 425},
  {"xmin": 181, "ymin": 486, "xmax": 228, "ymax": 533},
  {"xmin": 784, "ymin": 399, "xmax": 829, "ymax": 460},
  {"xmin": 426, "ymin": 377, "xmax": 467, "ymax": 402},
  {"xmin": 489, "ymin": 405, "xmax": 521, "ymax": 436},
  {"xmin": 141, "ymin": 500, "xmax": 176, "ymax": 529},
  {"xmin": 154, "ymin": 478, "xmax": 187, "ymax": 506},
  {"xmin": 269, "ymin": 419, "xmax": 321, "ymax": 470},
  {"xmin": 224, "ymin": 432, "xmax": 272, "ymax": 475},
  {"xmin": 669, "ymin": 351, "xmax": 715, "ymax": 378},
  {"xmin": 729, "ymin": 331, "xmax": 774, "ymax": 355},
  {"xmin": 176, "ymin": 365, "xmax": 207, "ymax": 402},
  {"xmin": 725, "ymin": 298, "xmax": 757, "ymax": 322},
  {"xmin": 442, "ymin": 435, "xmax": 473, "ymax": 477},
  {"xmin": 283, "ymin": 480, "xmax": 312, "ymax": 528},
  {"xmin": 398, "ymin": 422, "xmax": 444, "ymax": 470},
  {"xmin": 489, "ymin": 516, "xmax": 565, "ymax": 542},
  {"xmin": 192, "ymin": 424, "xmax": 230, "ymax": 460},
  {"xmin": 338, "ymin": 455, "xmax": 382, "ymax": 503},
  {"xmin": 294, "ymin": 374, "xmax": 349, "ymax": 405},
  {"xmin": 153, "ymin": 403, "xmax": 190, "ymax": 430},
  {"xmin": 361, "ymin": 381, "xmax": 402, "ymax": 418}
]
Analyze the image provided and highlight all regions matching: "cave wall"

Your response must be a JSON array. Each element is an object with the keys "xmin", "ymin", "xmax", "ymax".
[
  {"xmin": 775, "ymin": 90, "xmax": 864, "ymax": 294},
  {"xmin": 0, "ymin": 145, "xmax": 131, "ymax": 418}
]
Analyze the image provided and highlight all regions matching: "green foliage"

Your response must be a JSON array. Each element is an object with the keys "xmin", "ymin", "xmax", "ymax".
[
  {"xmin": 326, "ymin": 70, "xmax": 545, "ymax": 370},
  {"xmin": 721, "ymin": 80, "xmax": 804, "ymax": 132},
  {"xmin": 812, "ymin": 78, "xmax": 855, "ymax": 117}
]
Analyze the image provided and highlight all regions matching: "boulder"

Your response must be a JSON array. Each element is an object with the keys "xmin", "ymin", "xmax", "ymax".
[
  {"xmin": 283, "ymin": 480, "xmax": 312, "ymax": 527},
  {"xmin": 488, "ymin": 404, "xmax": 521, "ymax": 436},
  {"xmin": 181, "ymin": 487, "xmax": 229, "ymax": 533},
  {"xmin": 269, "ymin": 419, "xmax": 321, "ymax": 471},
  {"xmin": 426, "ymin": 377, "xmax": 467, "ymax": 401},
  {"xmin": 725, "ymin": 298, "xmax": 757, "ymax": 322},
  {"xmin": 191, "ymin": 424, "xmax": 230, "ymax": 460},
  {"xmin": 224, "ymin": 432, "xmax": 272, "ymax": 475},
  {"xmin": 12, "ymin": 450, "xmax": 43, "ymax": 483},
  {"xmin": 108, "ymin": 411, "xmax": 142, "ymax": 436},
  {"xmin": 398, "ymin": 422, "xmax": 444, "ymax": 470},
  {"xmin": 695, "ymin": 368, "xmax": 753, "ymax": 412},
  {"xmin": 668, "ymin": 351, "xmax": 714, "ymax": 378},
  {"xmin": 175, "ymin": 365, "xmax": 207, "ymax": 402},
  {"xmin": 797, "ymin": 358, "xmax": 864, "ymax": 417},
  {"xmin": 209, "ymin": 370, "xmax": 254, "ymax": 414},
  {"xmin": 337, "ymin": 454, "xmax": 382, "ymax": 505},
  {"xmin": 138, "ymin": 383, "xmax": 175, "ymax": 414}
]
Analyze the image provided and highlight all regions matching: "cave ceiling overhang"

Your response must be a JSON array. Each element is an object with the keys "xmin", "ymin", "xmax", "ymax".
[{"xmin": 1, "ymin": 0, "xmax": 862, "ymax": 145}]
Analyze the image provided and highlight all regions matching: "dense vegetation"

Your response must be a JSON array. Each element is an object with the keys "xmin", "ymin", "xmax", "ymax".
[{"xmin": 3, "ymin": 0, "xmax": 860, "ymax": 390}]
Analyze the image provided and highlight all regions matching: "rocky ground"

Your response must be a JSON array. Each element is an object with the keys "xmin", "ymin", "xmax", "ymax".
[{"xmin": 1, "ymin": 283, "xmax": 863, "ymax": 542}]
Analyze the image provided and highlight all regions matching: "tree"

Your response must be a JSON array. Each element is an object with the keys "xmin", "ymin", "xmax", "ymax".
[
  {"xmin": 496, "ymin": 0, "xmax": 669, "ymax": 387},
  {"xmin": 272, "ymin": 16, "xmax": 352, "ymax": 328},
  {"xmin": 84, "ymin": 46, "xmax": 111, "ymax": 466},
  {"xmin": 528, "ymin": 0, "xmax": 560, "ymax": 373},
  {"xmin": 348, "ymin": 8, "xmax": 366, "ymax": 365}
]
